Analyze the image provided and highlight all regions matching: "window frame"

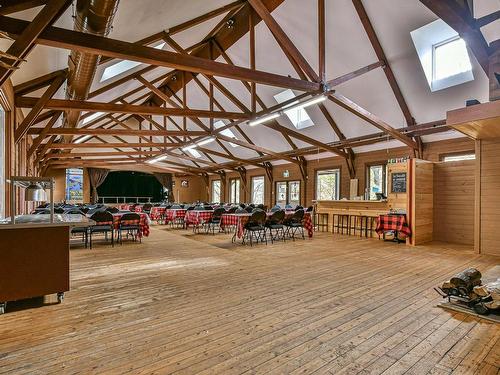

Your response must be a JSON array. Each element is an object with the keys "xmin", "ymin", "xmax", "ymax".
[
  {"xmin": 440, "ymin": 151, "xmax": 476, "ymax": 162},
  {"xmin": 211, "ymin": 179, "xmax": 221, "ymax": 203},
  {"xmin": 250, "ymin": 175, "xmax": 265, "ymax": 205},
  {"xmin": 314, "ymin": 167, "xmax": 341, "ymax": 201},
  {"xmin": 365, "ymin": 162, "xmax": 387, "ymax": 200},
  {"xmin": 229, "ymin": 178, "xmax": 240, "ymax": 204},
  {"xmin": 432, "ymin": 36, "xmax": 472, "ymax": 84},
  {"xmin": 275, "ymin": 180, "xmax": 301, "ymax": 207}
]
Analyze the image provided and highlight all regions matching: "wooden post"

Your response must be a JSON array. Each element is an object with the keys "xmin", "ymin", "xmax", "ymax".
[{"xmin": 474, "ymin": 139, "xmax": 481, "ymax": 254}]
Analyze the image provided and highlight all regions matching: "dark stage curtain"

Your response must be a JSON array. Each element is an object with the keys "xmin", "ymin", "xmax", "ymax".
[
  {"xmin": 153, "ymin": 173, "xmax": 174, "ymax": 201},
  {"xmin": 88, "ymin": 168, "xmax": 109, "ymax": 203}
]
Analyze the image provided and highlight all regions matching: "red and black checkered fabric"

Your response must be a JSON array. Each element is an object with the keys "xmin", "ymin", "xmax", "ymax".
[
  {"xmin": 164, "ymin": 209, "xmax": 187, "ymax": 223},
  {"xmin": 149, "ymin": 206, "xmax": 166, "ymax": 220},
  {"xmin": 184, "ymin": 211, "xmax": 214, "ymax": 228},
  {"xmin": 112, "ymin": 213, "xmax": 150, "ymax": 237},
  {"xmin": 375, "ymin": 214, "xmax": 411, "ymax": 237}
]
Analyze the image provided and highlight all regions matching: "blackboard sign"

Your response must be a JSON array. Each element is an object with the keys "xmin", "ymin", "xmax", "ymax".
[{"xmin": 391, "ymin": 172, "xmax": 407, "ymax": 193}]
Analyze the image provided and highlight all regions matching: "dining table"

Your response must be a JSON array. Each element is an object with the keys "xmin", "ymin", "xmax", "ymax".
[
  {"xmin": 184, "ymin": 210, "xmax": 214, "ymax": 229},
  {"xmin": 221, "ymin": 211, "xmax": 313, "ymax": 242}
]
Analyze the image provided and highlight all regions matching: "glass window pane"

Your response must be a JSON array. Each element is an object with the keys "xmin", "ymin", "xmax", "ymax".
[
  {"xmin": 289, "ymin": 181, "xmax": 300, "ymax": 207},
  {"xmin": 251, "ymin": 176, "xmax": 264, "ymax": 205},
  {"xmin": 316, "ymin": 169, "xmax": 339, "ymax": 200},
  {"xmin": 434, "ymin": 38, "xmax": 472, "ymax": 81},
  {"xmin": 368, "ymin": 165, "xmax": 386, "ymax": 200},
  {"xmin": 211, "ymin": 180, "xmax": 221, "ymax": 203},
  {"xmin": 230, "ymin": 179, "xmax": 240, "ymax": 204},
  {"xmin": 276, "ymin": 182, "xmax": 287, "ymax": 208}
]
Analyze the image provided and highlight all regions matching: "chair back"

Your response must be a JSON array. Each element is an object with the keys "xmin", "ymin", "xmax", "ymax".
[
  {"xmin": 90, "ymin": 211, "xmax": 114, "ymax": 225},
  {"xmin": 245, "ymin": 206, "xmax": 253, "ymax": 213},
  {"xmin": 119, "ymin": 213, "xmax": 141, "ymax": 226},
  {"xmin": 295, "ymin": 205, "xmax": 304, "ymax": 211},
  {"xmin": 65, "ymin": 209, "xmax": 85, "ymax": 215},
  {"xmin": 213, "ymin": 207, "xmax": 225, "ymax": 219},
  {"xmin": 227, "ymin": 206, "xmax": 237, "ymax": 213},
  {"xmin": 268, "ymin": 210, "xmax": 285, "ymax": 224},
  {"xmin": 248, "ymin": 210, "xmax": 266, "ymax": 226},
  {"xmin": 235, "ymin": 208, "xmax": 247, "ymax": 214},
  {"xmin": 54, "ymin": 207, "xmax": 65, "ymax": 214},
  {"xmin": 106, "ymin": 206, "xmax": 119, "ymax": 213},
  {"xmin": 270, "ymin": 206, "xmax": 281, "ymax": 212},
  {"xmin": 306, "ymin": 206, "xmax": 314, "ymax": 212},
  {"xmin": 143, "ymin": 203, "xmax": 152, "ymax": 211},
  {"xmin": 292, "ymin": 209, "xmax": 305, "ymax": 222}
]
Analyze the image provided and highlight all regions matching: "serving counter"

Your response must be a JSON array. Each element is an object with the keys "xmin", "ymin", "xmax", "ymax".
[{"xmin": 0, "ymin": 214, "xmax": 95, "ymax": 314}]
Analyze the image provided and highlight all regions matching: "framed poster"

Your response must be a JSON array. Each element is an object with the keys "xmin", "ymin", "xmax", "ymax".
[
  {"xmin": 65, "ymin": 168, "xmax": 84, "ymax": 202},
  {"xmin": 391, "ymin": 172, "xmax": 407, "ymax": 193}
]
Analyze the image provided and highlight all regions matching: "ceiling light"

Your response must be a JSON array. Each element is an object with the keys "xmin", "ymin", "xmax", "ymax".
[
  {"xmin": 292, "ymin": 95, "xmax": 327, "ymax": 110},
  {"xmin": 147, "ymin": 155, "xmax": 168, "ymax": 164},
  {"xmin": 181, "ymin": 144, "xmax": 197, "ymax": 151},
  {"xmin": 196, "ymin": 137, "xmax": 215, "ymax": 146},
  {"xmin": 248, "ymin": 113, "xmax": 280, "ymax": 127},
  {"xmin": 74, "ymin": 135, "xmax": 92, "ymax": 144}
]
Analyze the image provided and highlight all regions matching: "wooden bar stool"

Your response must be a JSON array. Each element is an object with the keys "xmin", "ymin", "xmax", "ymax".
[
  {"xmin": 333, "ymin": 214, "xmax": 349, "ymax": 234},
  {"xmin": 314, "ymin": 212, "xmax": 329, "ymax": 232}
]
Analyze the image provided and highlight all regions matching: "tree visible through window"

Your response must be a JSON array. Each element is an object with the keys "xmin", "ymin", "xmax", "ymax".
[
  {"xmin": 316, "ymin": 169, "xmax": 340, "ymax": 200},
  {"xmin": 230, "ymin": 179, "xmax": 240, "ymax": 204},
  {"xmin": 211, "ymin": 180, "xmax": 221, "ymax": 203},
  {"xmin": 251, "ymin": 176, "xmax": 264, "ymax": 205},
  {"xmin": 367, "ymin": 165, "xmax": 386, "ymax": 200}
]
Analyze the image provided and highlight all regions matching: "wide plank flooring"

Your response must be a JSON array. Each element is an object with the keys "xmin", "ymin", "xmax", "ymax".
[{"xmin": 1, "ymin": 226, "xmax": 499, "ymax": 374}]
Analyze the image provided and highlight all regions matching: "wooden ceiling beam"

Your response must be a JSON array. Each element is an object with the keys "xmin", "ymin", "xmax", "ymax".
[
  {"xmin": 328, "ymin": 92, "xmax": 418, "ymax": 149},
  {"xmin": 0, "ymin": 15, "xmax": 319, "ymax": 92},
  {"xmin": 14, "ymin": 71, "xmax": 66, "ymax": 143},
  {"xmin": 475, "ymin": 10, "xmax": 500, "ymax": 28},
  {"xmin": 0, "ymin": 0, "xmax": 48, "ymax": 15},
  {"xmin": 0, "ymin": 0, "xmax": 70, "ymax": 86},
  {"xmin": 16, "ymin": 97, "xmax": 250, "ymax": 120},
  {"xmin": 248, "ymin": 0, "xmax": 319, "ymax": 82},
  {"xmin": 326, "ymin": 61, "xmax": 384, "ymax": 87},
  {"xmin": 27, "ymin": 128, "xmax": 209, "ymax": 137},
  {"xmin": 14, "ymin": 68, "xmax": 67, "ymax": 96},
  {"xmin": 352, "ymin": 0, "xmax": 415, "ymax": 126},
  {"xmin": 45, "ymin": 151, "xmax": 163, "ymax": 159},
  {"xmin": 27, "ymin": 111, "xmax": 60, "ymax": 158},
  {"xmin": 47, "ymin": 142, "xmax": 179, "ymax": 149},
  {"xmin": 419, "ymin": 0, "xmax": 490, "ymax": 75}
]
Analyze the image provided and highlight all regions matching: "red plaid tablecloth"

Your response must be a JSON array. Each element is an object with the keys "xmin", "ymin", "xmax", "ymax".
[
  {"xmin": 118, "ymin": 204, "xmax": 130, "ymax": 210},
  {"xmin": 133, "ymin": 205, "xmax": 143, "ymax": 212},
  {"xmin": 149, "ymin": 206, "xmax": 166, "ymax": 220},
  {"xmin": 164, "ymin": 209, "xmax": 187, "ymax": 223},
  {"xmin": 375, "ymin": 214, "xmax": 411, "ymax": 237},
  {"xmin": 112, "ymin": 212, "xmax": 150, "ymax": 237},
  {"xmin": 184, "ymin": 210, "xmax": 214, "ymax": 228},
  {"xmin": 221, "ymin": 212, "xmax": 313, "ymax": 239}
]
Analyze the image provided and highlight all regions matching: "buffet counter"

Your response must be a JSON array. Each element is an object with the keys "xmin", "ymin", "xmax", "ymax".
[{"xmin": 0, "ymin": 214, "xmax": 95, "ymax": 314}]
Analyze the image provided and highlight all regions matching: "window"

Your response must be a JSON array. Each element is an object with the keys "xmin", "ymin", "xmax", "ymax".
[
  {"xmin": 433, "ymin": 37, "xmax": 472, "ymax": 81},
  {"xmin": 251, "ymin": 176, "xmax": 265, "ymax": 205},
  {"xmin": 276, "ymin": 180, "xmax": 300, "ymax": 208},
  {"xmin": 316, "ymin": 169, "xmax": 340, "ymax": 200},
  {"xmin": 100, "ymin": 42, "xmax": 166, "ymax": 82},
  {"xmin": 274, "ymin": 89, "xmax": 314, "ymax": 129},
  {"xmin": 411, "ymin": 19, "xmax": 473, "ymax": 92},
  {"xmin": 229, "ymin": 178, "xmax": 240, "ymax": 204},
  {"xmin": 442, "ymin": 153, "xmax": 476, "ymax": 162},
  {"xmin": 0, "ymin": 106, "xmax": 4, "ymax": 218},
  {"xmin": 367, "ymin": 164, "xmax": 387, "ymax": 200},
  {"xmin": 82, "ymin": 112, "xmax": 105, "ymax": 125},
  {"xmin": 211, "ymin": 180, "xmax": 221, "ymax": 203},
  {"xmin": 187, "ymin": 148, "xmax": 202, "ymax": 158},
  {"xmin": 65, "ymin": 168, "xmax": 84, "ymax": 203},
  {"xmin": 214, "ymin": 120, "xmax": 238, "ymax": 148}
]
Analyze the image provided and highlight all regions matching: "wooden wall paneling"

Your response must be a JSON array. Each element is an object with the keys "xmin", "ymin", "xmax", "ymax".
[
  {"xmin": 411, "ymin": 159, "xmax": 433, "ymax": 245},
  {"xmin": 479, "ymin": 138, "xmax": 500, "ymax": 256},
  {"xmin": 474, "ymin": 140, "xmax": 481, "ymax": 253}
]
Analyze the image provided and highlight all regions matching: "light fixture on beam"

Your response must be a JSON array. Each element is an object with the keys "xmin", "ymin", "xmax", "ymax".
[
  {"xmin": 290, "ymin": 95, "xmax": 327, "ymax": 110},
  {"xmin": 147, "ymin": 155, "xmax": 168, "ymax": 164},
  {"xmin": 248, "ymin": 113, "xmax": 280, "ymax": 127},
  {"xmin": 196, "ymin": 137, "xmax": 215, "ymax": 146},
  {"xmin": 74, "ymin": 135, "xmax": 92, "ymax": 144}
]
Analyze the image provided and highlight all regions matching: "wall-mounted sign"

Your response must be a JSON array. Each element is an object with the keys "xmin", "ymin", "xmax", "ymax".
[
  {"xmin": 391, "ymin": 172, "xmax": 407, "ymax": 193},
  {"xmin": 181, "ymin": 180, "xmax": 189, "ymax": 188},
  {"xmin": 283, "ymin": 170, "xmax": 290, "ymax": 178}
]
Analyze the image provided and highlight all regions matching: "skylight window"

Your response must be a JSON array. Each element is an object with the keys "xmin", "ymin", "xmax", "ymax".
[
  {"xmin": 100, "ymin": 42, "xmax": 166, "ymax": 82},
  {"xmin": 273, "ymin": 89, "xmax": 314, "ymax": 129},
  {"xmin": 411, "ymin": 19, "xmax": 473, "ymax": 92},
  {"xmin": 214, "ymin": 120, "xmax": 238, "ymax": 148},
  {"xmin": 187, "ymin": 148, "xmax": 201, "ymax": 158},
  {"xmin": 433, "ymin": 37, "xmax": 472, "ymax": 81},
  {"xmin": 82, "ymin": 112, "xmax": 105, "ymax": 124}
]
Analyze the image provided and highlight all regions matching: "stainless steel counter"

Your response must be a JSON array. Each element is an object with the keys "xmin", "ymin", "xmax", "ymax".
[{"xmin": 0, "ymin": 214, "xmax": 95, "ymax": 229}]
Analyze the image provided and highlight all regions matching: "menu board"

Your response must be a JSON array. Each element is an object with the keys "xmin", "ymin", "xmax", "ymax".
[{"xmin": 391, "ymin": 172, "xmax": 407, "ymax": 193}]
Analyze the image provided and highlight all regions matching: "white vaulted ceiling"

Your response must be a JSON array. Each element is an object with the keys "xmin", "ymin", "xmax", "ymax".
[{"xmin": 2, "ymin": 0, "xmax": 498, "ymax": 171}]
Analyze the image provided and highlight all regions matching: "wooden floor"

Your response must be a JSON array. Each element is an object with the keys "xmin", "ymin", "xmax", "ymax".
[{"xmin": 1, "ymin": 226, "xmax": 499, "ymax": 374}]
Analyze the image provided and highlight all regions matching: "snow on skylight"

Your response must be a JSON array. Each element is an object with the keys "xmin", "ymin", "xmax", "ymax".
[{"xmin": 100, "ymin": 42, "xmax": 166, "ymax": 82}]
